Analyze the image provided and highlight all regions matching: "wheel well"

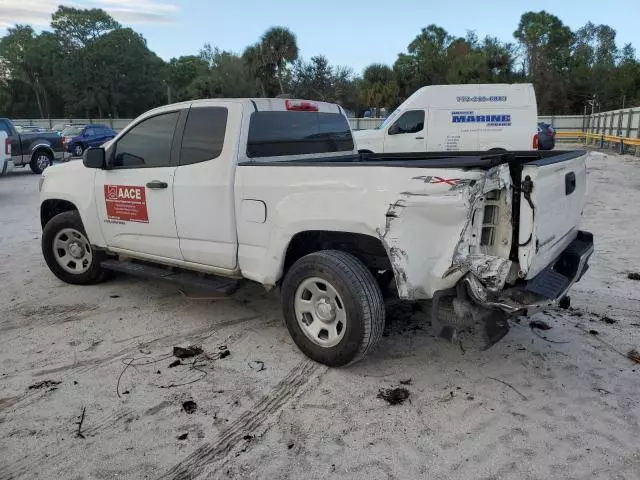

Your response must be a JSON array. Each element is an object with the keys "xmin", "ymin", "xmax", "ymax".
[
  {"xmin": 488, "ymin": 148, "xmax": 507, "ymax": 152},
  {"xmin": 41, "ymin": 199, "xmax": 77, "ymax": 229},
  {"xmin": 358, "ymin": 149, "xmax": 373, "ymax": 154},
  {"xmin": 31, "ymin": 146, "xmax": 54, "ymax": 161},
  {"xmin": 283, "ymin": 230, "xmax": 392, "ymax": 276}
]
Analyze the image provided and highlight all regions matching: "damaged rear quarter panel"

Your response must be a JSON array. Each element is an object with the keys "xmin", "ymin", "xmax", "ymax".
[
  {"xmin": 378, "ymin": 164, "xmax": 514, "ymax": 299},
  {"xmin": 377, "ymin": 169, "xmax": 486, "ymax": 299},
  {"xmin": 450, "ymin": 164, "xmax": 513, "ymax": 292}
]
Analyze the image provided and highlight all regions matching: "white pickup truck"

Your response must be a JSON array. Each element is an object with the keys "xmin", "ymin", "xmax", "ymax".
[{"xmin": 39, "ymin": 98, "xmax": 593, "ymax": 366}]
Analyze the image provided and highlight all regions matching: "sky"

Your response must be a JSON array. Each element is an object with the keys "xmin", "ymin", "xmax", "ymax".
[{"xmin": 1, "ymin": 0, "xmax": 639, "ymax": 74}]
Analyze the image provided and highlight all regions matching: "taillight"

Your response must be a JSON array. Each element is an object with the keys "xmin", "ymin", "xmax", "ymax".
[
  {"xmin": 533, "ymin": 133, "xmax": 539, "ymax": 149},
  {"xmin": 4, "ymin": 137, "xmax": 10, "ymax": 155},
  {"xmin": 285, "ymin": 99, "xmax": 318, "ymax": 111}
]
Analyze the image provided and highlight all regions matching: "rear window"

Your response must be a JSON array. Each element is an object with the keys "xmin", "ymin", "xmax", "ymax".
[
  {"xmin": 246, "ymin": 112, "xmax": 354, "ymax": 158},
  {"xmin": 62, "ymin": 126, "xmax": 84, "ymax": 136},
  {"xmin": 179, "ymin": 107, "xmax": 228, "ymax": 165}
]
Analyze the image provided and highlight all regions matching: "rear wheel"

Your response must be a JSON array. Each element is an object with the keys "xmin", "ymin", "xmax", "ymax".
[
  {"xmin": 42, "ymin": 211, "xmax": 110, "ymax": 285},
  {"xmin": 30, "ymin": 150, "xmax": 53, "ymax": 174},
  {"xmin": 281, "ymin": 250, "xmax": 385, "ymax": 367},
  {"xmin": 73, "ymin": 143, "xmax": 85, "ymax": 157}
]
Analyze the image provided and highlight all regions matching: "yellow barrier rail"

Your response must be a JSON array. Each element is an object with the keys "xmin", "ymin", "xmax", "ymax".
[{"xmin": 555, "ymin": 131, "xmax": 640, "ymax": 147}]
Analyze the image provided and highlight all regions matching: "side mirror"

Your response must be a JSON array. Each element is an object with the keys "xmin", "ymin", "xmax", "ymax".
[
  {"xmin": 388, "ymin": 123, "xmax": 399, "ymax": 135},
  {"xmin": 84, "ymin": 147, "xmax": 106, "ymax": 169}
]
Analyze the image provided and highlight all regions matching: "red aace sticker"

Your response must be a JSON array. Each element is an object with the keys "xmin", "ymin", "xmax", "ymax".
[{"xmin": 104, "ymin": 185, "xmax": 149, "ymax": 223}]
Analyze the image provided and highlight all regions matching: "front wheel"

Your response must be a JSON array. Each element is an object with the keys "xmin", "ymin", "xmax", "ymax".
[
  {"xmin": 42, "ymin": 211, "xmax": 110, "ymax": 285},
  {"xmin": 281, "ymin": 250, "xmax": 385, "ymax": 367},
  {"xmin": 30, "ymin": 151, "xmax": 53, "ymax": 174}
]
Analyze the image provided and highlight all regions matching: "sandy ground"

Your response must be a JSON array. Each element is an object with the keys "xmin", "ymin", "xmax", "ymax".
[{"xmin": 1, "ymin": 149, "xmax": 640, "ymax": 480}]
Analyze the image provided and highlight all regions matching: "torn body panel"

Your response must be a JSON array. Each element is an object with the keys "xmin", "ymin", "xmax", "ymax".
[
  {"xmin": 450, "ymin": 164, "xmax": 514, "ymax": 291},
  {"xmin": 378, "ymin": 170, "xmax": 488, "ymax": 300},
  {"xmin": 378, "ymin": 164, "xmax": 516, "ymax": 300}
]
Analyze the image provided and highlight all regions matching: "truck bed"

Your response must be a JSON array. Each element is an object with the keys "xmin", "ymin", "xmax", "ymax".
[{"xmin": 241, "ymin": 150, "xmax": 586, "ymax": 169}]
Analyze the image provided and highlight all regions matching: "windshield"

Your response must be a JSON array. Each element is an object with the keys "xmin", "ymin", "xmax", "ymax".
[
  {"xmin": 62, "ymin": 126, "xmax": 84, "ymax": 136},
  {"xmin": 376, "ymin": 110, "xmax": 401, "ymax": 130}
]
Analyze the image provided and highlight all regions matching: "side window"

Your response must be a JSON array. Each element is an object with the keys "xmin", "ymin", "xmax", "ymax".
[
  {"xmin": 85, "ymin": 128, "xmax": 96, "ymax": 136},
  {"xmin": 113, "ymin": 112, "xmax": 179, "ymax": 169},
  {"xmin": 389, "ymin": 110, "xmax": 425, "ymax": 135},
  {"xmin": 179, "ymin": 107, "xmax": 228, "ymax": 166}
]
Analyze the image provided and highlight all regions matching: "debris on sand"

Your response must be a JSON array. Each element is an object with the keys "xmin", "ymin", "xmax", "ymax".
[
  {"xmin": 601, "ymin": 316, "xmax": 617, "ymax": 324},
  {"xmin": 219, "ymin": 349, "xmax": 231, "ymax": 359},
  {"xmin": 173, "ymin": 345, "xmax": 203, "ymax": 359},
  {"xmin": 182, "ymin": 400, "xmax": 197, "ymax": 414},
  {"xmin": 627, "ymin": 272, "xmax": 640, "ymax": 281},
  {"xmin": 558, "ymin": 296, "xmax": 571, "ymax": 309},
  {"xmin": 529, "ymin": 320, "xmax": 552, "ymax": 331},
  {"xmin": 109, "ymin": 294, "xmax": 120, "ymax": 298},
  {"xmin": 589, "ymin": 329, "xmax": 599, "ymax": 335},
  {"xmin": 28, "ymin": 380, "xmax": 61, "ymax": 390},
  {"xmin": 627, "ymin": 349, "xmax": 640, "ymax": 364},
  {"xmin": 248, "ymin": 360, "xmax": 265, "ymax": 372},
  {"xmin": 168, "ymin": 360, "xmax": 181, "ymax": 368},
  {"xmin": 399, "ymin": 379, "xmax": 412, "ymax": 385},
  {"xmin": 377, "ymin": 387, "xmax": 410, "ymax": 405},
  {"xmin": 177, "ymin": 433, "xmax": 188, "ymax": 440},
  {"xmin": 75, "ymin": 406, "xmax": 86, "ymax": 439},
  {"xmin": 243, "ymin": 434, "xmax": 253, "ymax": 441}
]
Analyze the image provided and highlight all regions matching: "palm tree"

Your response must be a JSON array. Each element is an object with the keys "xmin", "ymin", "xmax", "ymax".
[
  {"xmin": 260, "ymin": 27, "xmax": 298, "ymax": 94},
  {"xmin": 242, "ymin": 43, "xmax": 268, "ymax": 97}
]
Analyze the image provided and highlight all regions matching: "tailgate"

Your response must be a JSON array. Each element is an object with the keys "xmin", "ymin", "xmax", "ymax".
[{"xmin": 518, "ymin": 152, "xmax": 587, "ymax": 279}]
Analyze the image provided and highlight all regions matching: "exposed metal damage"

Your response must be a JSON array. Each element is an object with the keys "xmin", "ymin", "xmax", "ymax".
[
  {"xmin": 379, "ymin": 164, "xmax": 517, "ymax": 299},
  {"xmin": 450, "ymin": 164, "xmax": 514, "ymax": 291}
]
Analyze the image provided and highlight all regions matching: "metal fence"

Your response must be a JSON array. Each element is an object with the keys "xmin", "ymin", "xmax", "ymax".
[
  {"xmin": 13, "ymin": 117, "xmax": 387, "ymax": 132},
  {"xmin": 12, "ymin": 107, "xmax": 640, "ymax": 139}
]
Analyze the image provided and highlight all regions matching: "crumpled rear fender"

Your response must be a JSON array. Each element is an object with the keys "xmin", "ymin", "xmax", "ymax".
[{"xmin": 378, "ymin": 164, "xmax": 514, "ymax": 300}]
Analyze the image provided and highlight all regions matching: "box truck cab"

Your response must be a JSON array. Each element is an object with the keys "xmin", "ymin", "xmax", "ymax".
[{"xmin": 353, "ymin": 84, "xmax": 538, "ymax": 153}]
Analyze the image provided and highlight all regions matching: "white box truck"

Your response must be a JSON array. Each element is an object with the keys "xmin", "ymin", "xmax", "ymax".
[{"xmin": 353, "ymin": 84, "xmax": 538, "ymax": 153}]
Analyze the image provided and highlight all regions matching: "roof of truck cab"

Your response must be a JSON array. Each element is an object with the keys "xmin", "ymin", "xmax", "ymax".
[{"xmin": 140, "ymin": 98, "xmax": 344, "ymax": 118}]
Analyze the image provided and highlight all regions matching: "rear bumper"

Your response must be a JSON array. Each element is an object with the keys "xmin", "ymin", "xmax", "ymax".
[{"xmin": 463, "ymin": 231, "xmax": 594, "ymax": 314}]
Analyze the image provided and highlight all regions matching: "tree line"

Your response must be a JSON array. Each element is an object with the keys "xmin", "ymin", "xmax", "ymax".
[{"xmin": 1, "ymin": 6, "xmax": 639, "ymax": 119}]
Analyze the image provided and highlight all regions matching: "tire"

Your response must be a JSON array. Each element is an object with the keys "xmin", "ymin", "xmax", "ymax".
[
  {"xmin": 73, "ymin": 143, "xmax": 85, "ymax": 157},
  {"xmin": 281, "ymin": 250, "xmax": 385, "ymax": 367},
  {"xmin": 42, "ymin": 211, "xmax": 110, "ymax": 285},
  {"xmin": 30, "ymin": 150, "xmax": 53, "ymax": 174}
]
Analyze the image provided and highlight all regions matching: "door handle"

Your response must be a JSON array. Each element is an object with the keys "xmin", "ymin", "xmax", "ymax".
[
  {"xmin": 565, "ymin": 172, "xmax": 576, "ymax": 195},
  {"xmin": 415, "ymin": 136, "xmax": 424, "ymax": 140},
  {"xmin": 146, "ymin": 180, "xmax": 168, "ymax": 189}
]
